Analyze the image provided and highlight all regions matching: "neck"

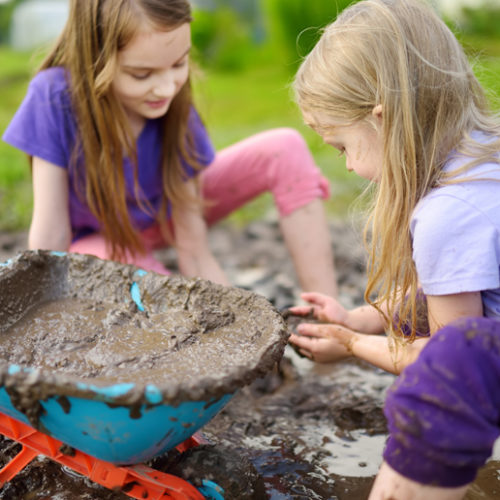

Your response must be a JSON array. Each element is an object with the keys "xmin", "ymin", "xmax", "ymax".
[{"xmin": 126, "ymin": 112, "xmax": 146, "ymax": 139}]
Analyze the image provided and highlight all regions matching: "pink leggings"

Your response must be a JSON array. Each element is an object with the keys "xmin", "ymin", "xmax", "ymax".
[{"xmin": 70, "ymin": 128, "xmax": 330, "ymax": 274}]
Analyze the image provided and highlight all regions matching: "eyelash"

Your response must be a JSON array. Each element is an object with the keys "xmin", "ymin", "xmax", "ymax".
[
  {"xmin": 174, "ymin": 59, "xmax": 188, "ymax": 68},
  {"xmin": 130, "ymin": 60, "xmax": 188, "ymax": 80},
  {"xmin": 338, "ymin": 148, "xmax": 345, "ymax": 157},
  {"xmin": 131, "ymin": 73, "xmax": 150, "ymax": 80}
]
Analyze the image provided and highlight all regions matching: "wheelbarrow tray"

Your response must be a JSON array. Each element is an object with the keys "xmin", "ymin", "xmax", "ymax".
[{"xmin": 0, "ymin": 251, "xmax": 288, "ymax": 464}]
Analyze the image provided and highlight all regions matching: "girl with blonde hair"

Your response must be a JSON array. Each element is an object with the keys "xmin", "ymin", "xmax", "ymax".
[
  {"xmin": 289, "ymin": 0, "xmax": 500, "ymax": 498},
  {"xmin": 3, "ymin": 0, "xmax": 338, "ymax": 297}
]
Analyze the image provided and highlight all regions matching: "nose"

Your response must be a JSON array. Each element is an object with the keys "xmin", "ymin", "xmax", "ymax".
[{"xmin": 152, "ymin": 71, "xmax": 176, "ymax": 98}]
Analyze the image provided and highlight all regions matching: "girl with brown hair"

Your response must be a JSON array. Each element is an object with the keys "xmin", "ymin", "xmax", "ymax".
[{"xmin": 3, "ymin": 0, "xmax": 338, "ymax": 296}]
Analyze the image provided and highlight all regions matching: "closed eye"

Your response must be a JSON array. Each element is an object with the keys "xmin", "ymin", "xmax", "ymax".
[
  {"xmin": 130, "ymin": 71, "xmax": 151, "ymax": 80},
  {"xmin": 328, "ymin": 142, "xmax": 345, "ymax": 157},
  {"xmin": 324, "ymin": 139, "xmax": 345, "ymax": 157},
  {"xmin": 173, "ymin": 58, "xmax": 189, "ymax": 69}
]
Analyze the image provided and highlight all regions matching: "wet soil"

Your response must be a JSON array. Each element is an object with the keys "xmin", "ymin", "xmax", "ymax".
[
  {"xmin": 0, "ymin": 251, "xmax": 287, "ymax": 398},
  {"xmin": 0, "ymin": 218, "xmax": 499, "ymax": 499}
]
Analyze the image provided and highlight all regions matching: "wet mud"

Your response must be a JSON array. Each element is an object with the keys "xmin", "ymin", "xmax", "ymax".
[
  {"xmin": 0, "ymin": 219, "xmax": 499, "ymax": 499},
  {"xmin": 0, "ymin": 251, "xmax": 288, "ymax": 405}
]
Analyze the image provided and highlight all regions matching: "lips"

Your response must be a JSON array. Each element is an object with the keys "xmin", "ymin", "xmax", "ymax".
[{"xmin": 146, "ymin": 99, "xmax": 169, "ymax": 109}]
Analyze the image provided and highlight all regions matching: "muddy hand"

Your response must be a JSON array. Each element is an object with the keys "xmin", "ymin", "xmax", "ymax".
[
  {"xmin": 289, "ymin": 323, "xmax": 355, "ymax": 363},
  {"xmin": 288, "ymin": 292, "xmax": 348, "ymax": 325}
]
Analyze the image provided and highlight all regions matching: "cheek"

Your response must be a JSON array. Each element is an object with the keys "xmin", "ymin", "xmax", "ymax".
[
  {"xmin": 177, "ymin": 68, "xmax": 189, "ymax": 87},
  {"xmin": 344, "ymin": 156, "xmax": 353, "ymax": 172},
  {"xmin": 113, "ymin": 77, "xmax": 147, "ymax": 102}
]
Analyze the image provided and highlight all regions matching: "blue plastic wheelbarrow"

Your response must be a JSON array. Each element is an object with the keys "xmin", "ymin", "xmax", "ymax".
[{"xmin": 0, "ymin": 250, "xmax": 288, "ymax": 498}]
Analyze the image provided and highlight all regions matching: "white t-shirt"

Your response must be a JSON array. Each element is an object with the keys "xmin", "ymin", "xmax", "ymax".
[{"xmin": 410, "ymin": 135, "xmax": 500, "ymax": 318}]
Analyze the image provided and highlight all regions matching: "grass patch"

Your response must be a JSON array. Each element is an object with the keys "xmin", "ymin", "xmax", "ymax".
[{"xmin": 0, "ymin": 46, "xmax": 37, "ymax": 231}]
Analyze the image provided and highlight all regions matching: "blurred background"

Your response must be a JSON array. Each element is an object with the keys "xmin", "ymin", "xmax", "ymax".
[{"xmin": 0, "ymin": 0, "xmax": 499, "ymax": 233}]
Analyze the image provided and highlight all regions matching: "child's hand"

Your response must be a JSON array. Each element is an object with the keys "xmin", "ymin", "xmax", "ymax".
[
  {"xmin": 289, "ymin": 323, "xmax": 355, "ymax": 363},
  {"xmin": 287, "ymin": 292, "xmax": 348, "ymax": 325},
  {"xmin": 369, "ymin": 461, "xmax": 469, "ymax": 500}
]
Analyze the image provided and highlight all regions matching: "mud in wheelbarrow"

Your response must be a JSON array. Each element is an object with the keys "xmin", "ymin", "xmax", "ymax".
[{"xmin": 0, "ymin": 250, "xmax": 288, "ymax": 466}]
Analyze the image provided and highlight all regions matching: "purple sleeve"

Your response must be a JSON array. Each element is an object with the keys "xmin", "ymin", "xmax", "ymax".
[
  {"xmin": 383, "ymin": 317, "xmax": 500, "ymax": 487},
  {"xmin": 2, "ymin": 68, "xmax": 76, "ymax": 169}
]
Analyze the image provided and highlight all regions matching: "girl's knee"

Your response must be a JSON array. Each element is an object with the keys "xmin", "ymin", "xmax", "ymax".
[
  {"xmin": 269, "ymin": 127, "xmax": 308, "ymax": 150},
  {"xmin": 70, "ymin": 234, "xmax": 110, "ymax": 260},
  {"xmin": 262, "ymin": 128, "xmax": 312, "ymax": 166},
  {"xmin": 259, "ymin": 128, "xmax": 329, "ymax": 215},
  {"xmin": 70, "ymin": 233, "xmax": 170, "ymax": 275},
  {"xmin": 382, "ymin": 317, "xmax": 500, "ymax": 487}
]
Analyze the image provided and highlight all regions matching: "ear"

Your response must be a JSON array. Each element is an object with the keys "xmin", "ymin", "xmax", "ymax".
[{"xmin": 372, "ymin": 104, "xmax": 383, "ymax": 119}]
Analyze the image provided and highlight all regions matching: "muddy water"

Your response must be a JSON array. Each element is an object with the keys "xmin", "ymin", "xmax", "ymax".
[
  {"xmin": 202, "ymin": 352, "xmax": 393, "ymax": 499},
  {"xmin": 204, "ymin": 349, "xmax": 500, "ymax": 499},
  {"xmin": 1, "ymin": 353, "xmax": 499, "ymax": 499},
  {"xmin": 0, "ymin": 223, "xmax": 499, "ymax": 499},
  {"xmin": 0, "ymin": 295, "xmax": 273, "ymax": 387},
  {"xmin": 0, "ymin": 251, "xmax": 288, "ymax": 407}
]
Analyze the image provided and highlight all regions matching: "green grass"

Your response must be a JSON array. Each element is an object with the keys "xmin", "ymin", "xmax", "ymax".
[
  {"xmin": 0, "ymin": 37, "xmax": 499, "ymax": 232},
  {"xmin": 0, "ymin": 46, "xmax": 42, "ymax": 231},
  {"xmin": 459, "ymin": 35, "xmax": 500, "ymax": 108}
]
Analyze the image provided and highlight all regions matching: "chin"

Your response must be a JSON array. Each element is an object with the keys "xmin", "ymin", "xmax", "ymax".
[{"xmin": 148, "ymin": 106, "xmax": 171, "ymax": 119}]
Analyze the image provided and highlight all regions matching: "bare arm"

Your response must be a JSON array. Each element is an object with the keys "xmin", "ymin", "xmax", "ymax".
[
  {"xmin": 29, "ymin": 156, "xmax": 71, "ymax": 251},
  {"xmin": 386, "ymin": 291, "xmax": 484, "ymax": 372},
  {"xmin": 291, "ymin": 291, "xmax": 483, "ymax": 374},
  {"xmin": 425, "ymin": 292, "xmax": 483, "ymax": 333},
  {"xmin": 173, "ymin": 180, "xmax": 230, "ymax": 286}
]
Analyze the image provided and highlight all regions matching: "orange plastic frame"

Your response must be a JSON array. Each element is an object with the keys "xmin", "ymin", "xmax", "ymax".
[{"xmin": 0, "ymin": 411, "xmax": 206, "ymax": 499}]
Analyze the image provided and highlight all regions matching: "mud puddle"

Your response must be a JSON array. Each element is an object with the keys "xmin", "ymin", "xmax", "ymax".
[
  {"xmin": 0, "ymin": 351, "xmax": 498, "ymax": 499},
  {"xmin": 0, "ymin": 220, "xmax": 499, "ymax": 499}
]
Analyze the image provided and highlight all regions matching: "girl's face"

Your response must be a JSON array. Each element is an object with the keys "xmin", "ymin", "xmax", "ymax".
[
  {"xmin": 303, "ymin": 108, "xmax": 384, "ymax": 182},
  {"xmin": 112, "ymin": 22, "xmax": 191, "ymax": 135}
]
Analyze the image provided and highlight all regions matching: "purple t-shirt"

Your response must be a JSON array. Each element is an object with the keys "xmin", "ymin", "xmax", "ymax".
[
  {"xmin": 410, "ymin": 133, "xmax": 500, "ymax": 318},
  {"xmin": 2, "ymin": 66, "xmax": 215, "ymax": 240}
]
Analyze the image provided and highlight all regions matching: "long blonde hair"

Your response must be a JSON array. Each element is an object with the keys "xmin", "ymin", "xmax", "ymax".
[
  {"xmin": 38, "ymin": 0, "xmax": 202, "ymax": 259},
  {"xmin": 294, "ymin": 0, "xmax": 500, "ymax": 339}
]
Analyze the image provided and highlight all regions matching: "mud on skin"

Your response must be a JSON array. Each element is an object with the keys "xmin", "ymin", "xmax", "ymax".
[{"xmin": 0, "ymin": 221, "xmax": 499, "ymax": 499}]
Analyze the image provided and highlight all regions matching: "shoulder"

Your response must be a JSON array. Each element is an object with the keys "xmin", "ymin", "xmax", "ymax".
[
  {"xmin": 2, "ymin": 66, "xmax": 76, "ymax": 167},
  {"xmin": 187, "ymin": 106, "xmax": 207, "ymax": 132},
  {"xmin": 411, "ymin": 179, "xmax": 499, "ymax": 250},
  {"xmin": 29, "ymin": 67, "xmax": 71, "ymax": 100},
  {"xmin": 412, "ymin": 159, "xmax": 500, "ymax": 237},
  {"xmin": 186, "ymin": 105, "xmax": 215, "ymax": 166},
  {"xmin": 411, "ymin": 166, "xmax": 500, "ymax": 295},
  {"xmin": 22, "ymin": 66, "xmax": 73, "ymax": 118}
]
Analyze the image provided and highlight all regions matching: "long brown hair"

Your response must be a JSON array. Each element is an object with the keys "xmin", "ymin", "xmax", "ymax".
[
  {"xmin": 295, "ymin": 0, "xmax": 500, "ymax": 340},
  {"xmin": 38, "ymin": 0, "xmax": 202, "ymax": 259}
]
